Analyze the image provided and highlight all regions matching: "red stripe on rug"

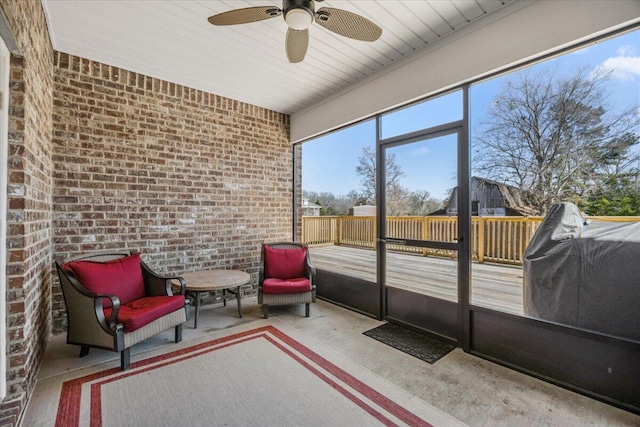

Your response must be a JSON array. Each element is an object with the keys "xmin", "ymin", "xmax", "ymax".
[
  {"xmin": 56, "ymin": 367, "xmax": 120, "ymax": 427},
  {"xmin": 268, "ymin": 327, "xmax": 432, "ymax": 427},
  {"xmin": 88, "ymin": 334, "xmax": 262, "ymax": 427},
  {"xmin": 263, "ymin": 334, "xmax": 400, "ymax": 426},
  {"xmin": 90, "ymin": 377, "xmax": 101, "ymax": 427},
  {"xmin": 56, "ymin": 325, "xmax": 432, "ymax": 427},
  {"xmin": 56, "ymin": 326, "xmax": 272, "ymax": 427}
]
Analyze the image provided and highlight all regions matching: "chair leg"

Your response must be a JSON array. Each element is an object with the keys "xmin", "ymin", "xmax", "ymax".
[
  {"xmin": 121, "ymin": 348, "xmax": 130, "ymax": 371},
  {"xmin": 263, "ymin": 304, "xmax": 269, "ymax": 319},
  {"xmin": 305, "ymin": 303, "xmax": 310, "ymax": 317},
  {"xmin": 79, "ymin": 345, "xmax": 90, "ymax": 358},
  {"xmin": 175, "ymin": 324, "xmax": 183, "ymax": 343}
]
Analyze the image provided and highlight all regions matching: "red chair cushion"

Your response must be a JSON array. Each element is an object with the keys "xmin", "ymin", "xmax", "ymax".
[
  {"xmin": 262, "ymin": 277, "xmax": 311, "ymax": 294},
  {"xmin": 103, "ymin": 295, "xmax": 185, "ymax": 332},
  {"xmin": 63, "ymin": 253, "xmax": 146, "ymax": 309},
  {"xmin": 263, "ymin": 245, "xmax": 307, "ymax": 279}
]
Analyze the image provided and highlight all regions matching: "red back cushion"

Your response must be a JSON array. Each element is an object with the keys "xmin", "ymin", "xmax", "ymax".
[
  {"xmin": 64, "ymin": 253, "xmax": 146, "ymax": 308},
  {"xmin": 263, "ymin": 244, "xmax": 307, "ymax": 280}
]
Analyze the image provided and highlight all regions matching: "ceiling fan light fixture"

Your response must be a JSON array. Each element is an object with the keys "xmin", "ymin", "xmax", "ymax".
[
  {"xmin": 207, "ymin": 0, "xmax": 383, "ymax": 63},
  {"xmin": 285, "ymin": 7, "xmax": 313, "ymax": 30}
]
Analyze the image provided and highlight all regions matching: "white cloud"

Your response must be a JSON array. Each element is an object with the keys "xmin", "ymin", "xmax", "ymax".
[
  {"xmin": 411, "ymin": 146, "xmax": 430, "ymax": 156},
  {"xmin": 617, "ymin": 45, "xmax": 637, "ymax": 56},
  {"xmin": 596, "ymin": 45, "xmax": 640, "ymax": 81}
]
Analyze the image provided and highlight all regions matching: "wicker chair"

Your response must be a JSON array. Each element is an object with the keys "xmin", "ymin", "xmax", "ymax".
[
  {"xmin": 258, "ymin": 242, "xmax": 316, "ymax": 318},
  {"xmin": 55, "ymin": 251, "xmax": 190, "ymax": 370}
]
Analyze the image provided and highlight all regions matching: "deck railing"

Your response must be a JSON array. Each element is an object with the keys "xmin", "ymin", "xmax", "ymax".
[{"xmin": 301, "ymin": 215, "xmax": 640, "ymax": 265}]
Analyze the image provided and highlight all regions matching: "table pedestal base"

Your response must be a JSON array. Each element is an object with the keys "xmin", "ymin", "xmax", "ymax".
[
  {"xmin": 188, "ymin": 286, "xmax": 243, "ymax": 328},
  {"xmin": 182, "ymin": 269, "xmax": 251, "ymax": 329}
]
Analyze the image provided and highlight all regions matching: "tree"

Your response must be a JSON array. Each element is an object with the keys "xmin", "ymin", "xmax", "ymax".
[
  {"xmin": 353, "ymin": 146, "xmax": 446, "ymax": 215},
  {"xmin": 302, "ymin": 190, "xmax": 359, "ymax": 216},
  {"xmin": 355, "ymin": 146, "xmax": 405, "ymax": 204},
  {"xmin": 408, "ymin": 190, "xmax": 445, "ymax": 216},
  {"xmin": 473, "ymin": 67, "xmax": 640, "ymax": 215},
  {"xmin": 582, "ymin": 173, "xmax": 640, "ymax": 215},
  {"xmin": 346, "ymin": 190, "xmax": 369, "ymax": 207}
]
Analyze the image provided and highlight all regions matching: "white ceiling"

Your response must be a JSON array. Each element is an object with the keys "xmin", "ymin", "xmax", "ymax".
[{"xmin": 42, "ymin": 0, "xmax": 515, "ymax": 115}]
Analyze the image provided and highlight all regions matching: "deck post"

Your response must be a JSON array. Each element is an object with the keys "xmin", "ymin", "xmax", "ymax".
[
  {"xmin": 478, "ymin": 217, "xmax": 485, "ymax": 263},
  {"xmin": 371, "ymin": 216, "xmax": 376, "ymax": 249},
  {"xmin": 422, "ymin": 217, "xmax": 429, "ymax": 257}
]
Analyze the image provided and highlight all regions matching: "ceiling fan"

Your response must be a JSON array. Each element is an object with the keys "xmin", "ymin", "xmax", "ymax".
[{"xmin": 207, "ymin": 0, "xmax": 383, "ymax": 63}]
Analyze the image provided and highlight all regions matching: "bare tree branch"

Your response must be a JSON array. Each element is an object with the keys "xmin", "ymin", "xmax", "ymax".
[{"xmin": 473, "ymin": 66, "xmax": 640, "ymax": 214}]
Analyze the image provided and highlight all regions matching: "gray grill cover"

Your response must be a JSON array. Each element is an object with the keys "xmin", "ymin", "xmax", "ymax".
[{"xmin": 523, "ymin": 202, "xmax": 640, "ymax": 341}]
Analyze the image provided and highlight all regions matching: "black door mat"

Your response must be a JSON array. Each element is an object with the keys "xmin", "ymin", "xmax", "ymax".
[{"xmin": 363, "ymin": 323, "xmax": 455, "ymax": 364}]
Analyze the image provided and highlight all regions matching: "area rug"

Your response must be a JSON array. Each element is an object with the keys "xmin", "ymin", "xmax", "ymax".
[
  {"xmin": 363, "ymin": 323, "xmax": 455, "ymax": 364},
  {"xmin": 33, "ymin": 320, "xmax": 464, "ymax": 427}
]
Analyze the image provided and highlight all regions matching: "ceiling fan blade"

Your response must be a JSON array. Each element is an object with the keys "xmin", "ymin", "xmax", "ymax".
[
  {"xmin": 315, "ymin": 8, "xmax": 382, "ymax": 42},
  {"xmin": 208, "ymin": 6, "xmax": 282, "ymax": 26},
  {"xmin": 286, "ymin": 28, "xmax": 309, "ymax": 63}
]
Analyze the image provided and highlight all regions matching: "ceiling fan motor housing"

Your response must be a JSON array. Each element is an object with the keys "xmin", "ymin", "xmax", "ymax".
[{"xmin": 283, "ymin": 0, "xmax": 315, "ymax": 30}]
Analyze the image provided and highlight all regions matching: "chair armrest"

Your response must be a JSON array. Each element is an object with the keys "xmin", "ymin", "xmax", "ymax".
[
  {"xmin": 93, "ymin": 294, "xmax": 120, "ymax": 328},
  {"xmin": 73, "ymin": 291, "xmax": 120, "ymax": 334},
  {"xmin": 305, "ymin": 256, "xmax": 316, "ymax": 279},
  {"xmin": 140, "ymin": 258, "xmax": 186, "ymax": 296},
  {"xmin": 170, "ymin": 277, "xmax": 187, "ymax": 296},
  {"xmin": 55, "ymin": 261, "xmax": 121, "ymax": 335}
]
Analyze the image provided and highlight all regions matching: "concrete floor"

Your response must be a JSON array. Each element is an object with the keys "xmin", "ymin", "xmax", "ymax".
[{"xmin": 22, "ymin": 298, "xmax": 640, "ymax": 426}]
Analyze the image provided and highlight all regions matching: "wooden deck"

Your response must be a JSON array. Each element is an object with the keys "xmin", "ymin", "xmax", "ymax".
[{"xmin": 309, "ymin": 245, "xmax": 524, "ymax": 315}]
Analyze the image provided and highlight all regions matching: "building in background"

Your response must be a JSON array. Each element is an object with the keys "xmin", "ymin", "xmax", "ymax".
[
  {"xmin": 430, "ymin": 176, "xmax": 538, "ymax": 216},
  {"xmin": 349, "ymin": 205, "xmax": 376, "ymax": 216},
  {"xmin": 302, "ymin": 198, "xmax": 321, "ymax": 216}
]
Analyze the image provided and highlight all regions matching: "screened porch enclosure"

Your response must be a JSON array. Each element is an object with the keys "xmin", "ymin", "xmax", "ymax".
[
  {"xmin": 302, "ymin": 210, "xmax": 640, "ymax": 318},
  {"xmin": 294, "ymin": 8, "xmax": 640, "ymax": 417},
  {"xmin": 302, "ymin": 215, "xmax": 545, "ymax": 265},
  {"xmin": 309, "ymin": 245, "xmax": 523, "ymax": 315}
]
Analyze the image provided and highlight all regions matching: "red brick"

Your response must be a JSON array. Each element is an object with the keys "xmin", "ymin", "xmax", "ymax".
[{"xmin": 1, "ymin": 2, "xmax": 296, "ymax": 425}]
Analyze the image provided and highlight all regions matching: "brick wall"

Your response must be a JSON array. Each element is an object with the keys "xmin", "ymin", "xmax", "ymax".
[
  {"xmin": 52, "ymin": 52, "xmax": 293, "ymax": 332},
  {"xmin": 0, "ymin": 3, "xmax": 295, "ymax": 425},
  {"xmin": 0, "ymin": 1, "xmax": 54, "ymax": 426}
]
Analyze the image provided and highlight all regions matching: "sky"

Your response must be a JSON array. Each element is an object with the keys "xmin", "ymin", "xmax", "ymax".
[{"xmin": 302, "ymin": 28, "xmax": 640, "ymax": 201}]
